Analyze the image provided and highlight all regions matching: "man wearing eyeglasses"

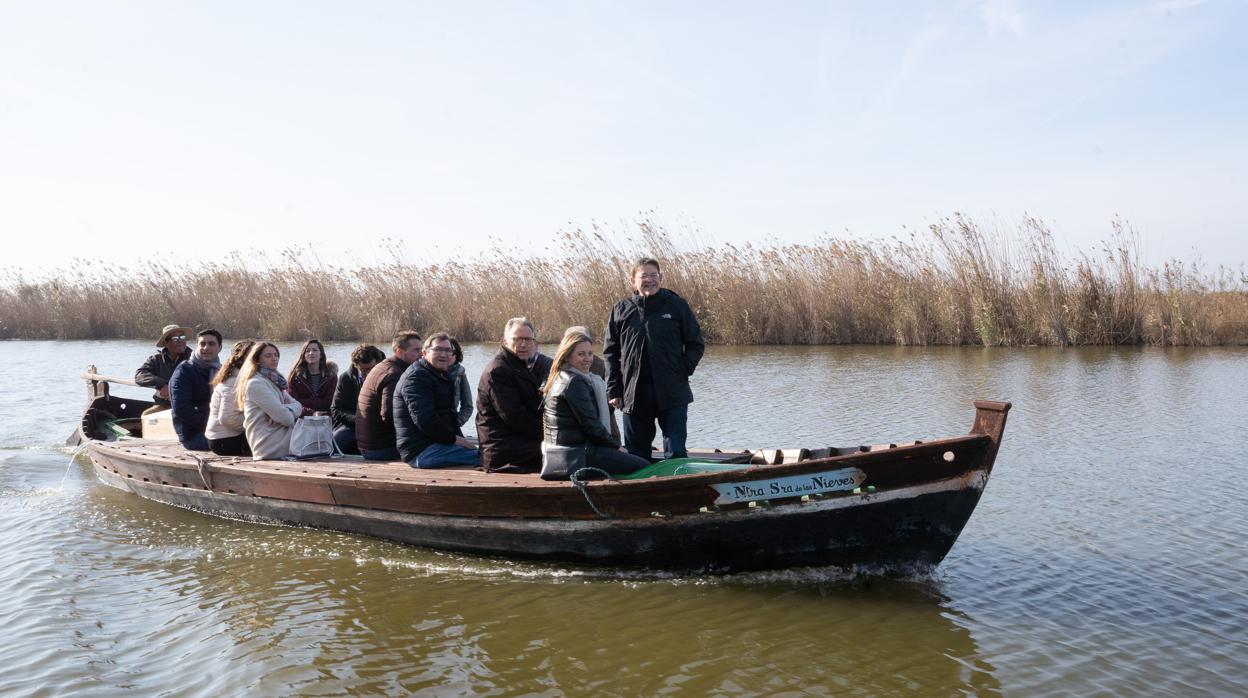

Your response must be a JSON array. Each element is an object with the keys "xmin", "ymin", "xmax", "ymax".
[
  {"xmin": 135, "ymin": 323, "xmax": 194, "ymax": 416},
  {"xmin": 394, "ymin": 333, "xmax": 479, "ymax": 468},
  {"xmin": 604, "ymin": 257, "xmax": 705, "ymax": 461},
  {"xmin": 475, "ymin": 317, "xmax": 554, "ymax": 473}
]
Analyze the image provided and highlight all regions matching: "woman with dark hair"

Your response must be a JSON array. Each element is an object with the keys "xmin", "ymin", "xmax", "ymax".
[
  {"xmin": 331, "ymin": 343, "xmax": 387, "ymax": 455},
  {"xmin": 205, "ymin": 339, "xmax": 256, "ymax": 456},
  {"xmin": 448, "ymin": 338, "xmax": 474, "ymax": 427},
  {"xmin": 287, "ymin": 339, "xmax": 337, "ymax": 417},
  {"xmin": 540, "ymin": 330, "xmax": 649, "ymax": 480},
  {"xmin": 239, "ymin": 342, "xmax": 304, "ymax": 460}
]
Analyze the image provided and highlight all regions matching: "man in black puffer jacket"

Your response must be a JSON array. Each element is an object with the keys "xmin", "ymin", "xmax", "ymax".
[
  {"xmin": 604, "ymin": 257, "xmax": 705, "ymax": 461},
  {"xmin": 394, "ymin": 333, "xmax": 479, "ymax": 469}
]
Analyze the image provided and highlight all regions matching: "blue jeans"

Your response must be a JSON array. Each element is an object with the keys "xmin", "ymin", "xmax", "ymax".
[
  {"xmin": 361, "ymin": 446, "xmax": 400, "ymax": 461},
  {"xmin": 333, "ymin": 426, "xmax": 358, "ymax": 455},
  {"xmin": 411, "ymin": 442, "xmax": 479, "ymax": 469},
  {"xmin": 623, "ymin": 402, "xmax": 688, "ymax": 461},
  {"xmin": 179, "ymin": 432, "xmax": 210, "ymax": 452}
]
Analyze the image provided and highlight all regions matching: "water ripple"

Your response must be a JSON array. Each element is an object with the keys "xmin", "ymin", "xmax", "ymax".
[{"xmin": 2, "ymin": 343, "xmax": 1248, "ymax": 695}]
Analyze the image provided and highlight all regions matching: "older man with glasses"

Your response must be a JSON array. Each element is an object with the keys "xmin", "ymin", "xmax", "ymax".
[
  {"xmin": 475, "ymin": 316, "xmax": 554, "ymax": 473},
  {"xmin": 135, "ymin": 323, "xmax": 194, "ymax": 416}
]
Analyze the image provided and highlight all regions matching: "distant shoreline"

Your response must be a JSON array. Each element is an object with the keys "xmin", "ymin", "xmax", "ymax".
[{"xmin": 4, "ymin": 219, "xmax": 1246, "ymax": 346}]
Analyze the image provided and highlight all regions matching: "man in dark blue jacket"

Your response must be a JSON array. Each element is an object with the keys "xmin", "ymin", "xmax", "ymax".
[
  {"xmin": 168, "ymin": 329, "xmax": 223, "ymax": 451},
  {"xmin": 394, "ymin": 333, "xmax": 479, "ymax": 468},
  {"xmin": 604, "ymin": 258, "xmax": 705, "ymax": 461}
]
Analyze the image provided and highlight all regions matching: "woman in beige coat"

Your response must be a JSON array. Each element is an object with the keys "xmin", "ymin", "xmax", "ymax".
[{"xmin": 237, "ymin": 342, "xmax": 303, "ymax": 460}]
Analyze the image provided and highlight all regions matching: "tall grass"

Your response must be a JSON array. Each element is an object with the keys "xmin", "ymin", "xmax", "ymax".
[{"xmin": 2, "ymin": 216, "xmax": 1245, "ymax": 346}]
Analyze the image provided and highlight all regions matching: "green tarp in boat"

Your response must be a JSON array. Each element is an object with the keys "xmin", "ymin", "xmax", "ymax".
[{"xmin": 620, "ymin": 458, "xmax": 751, "ymax": 480}]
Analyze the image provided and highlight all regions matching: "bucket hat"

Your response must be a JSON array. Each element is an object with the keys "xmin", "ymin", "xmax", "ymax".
[{"xmin": 156, "ymin": 324, "xmax": 193, "ymax": 348}]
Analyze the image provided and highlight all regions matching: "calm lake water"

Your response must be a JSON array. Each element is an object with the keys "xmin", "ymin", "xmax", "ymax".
[{"xmin": 2, "ymin": 340, "xmax": 1245, "ymax": 695}]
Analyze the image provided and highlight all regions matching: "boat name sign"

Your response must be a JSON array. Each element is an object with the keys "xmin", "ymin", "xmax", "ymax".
[{"xmin": 710, "ymin": 467, "xmax": 866, "ymax": 505}]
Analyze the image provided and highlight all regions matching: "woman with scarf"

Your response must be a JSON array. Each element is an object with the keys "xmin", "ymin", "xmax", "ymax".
[
  {"xmin": 205, "ymin": 339, "xmax": 256, "ymax": 456},
  {"xmin": 539, "ymin": 329, "xmax": 650, "ymax": 481},
  {"xmin": 287, "ymin": 339, "xmax": 338, "ymax": 417},
  {"xmin": 238, "ymin": 341, "xmax": 304, "ymax": 460}
]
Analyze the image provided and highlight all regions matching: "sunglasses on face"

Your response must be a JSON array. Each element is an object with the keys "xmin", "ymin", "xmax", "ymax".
[{"xmin": 167, "ymin": 334, "xmax": 187, "ymax": 342}]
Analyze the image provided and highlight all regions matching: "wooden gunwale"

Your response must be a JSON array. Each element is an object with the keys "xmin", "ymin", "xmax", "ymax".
[{"xmin": 85, "ymin": 431, "xmax": 995, "ymax": 520}]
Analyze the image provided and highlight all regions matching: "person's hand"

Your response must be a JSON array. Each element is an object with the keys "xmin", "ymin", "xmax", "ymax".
[
  {"xmin": 454, "ymin": 436, "xmax": 477, "ymax": 449},
  {"xmin": 609, "ymin": 397, "xmax": 621, "ymax": 409},
  {"xmin": 158, "ymin": 385, "xmax": 170, "ymax": 400}
]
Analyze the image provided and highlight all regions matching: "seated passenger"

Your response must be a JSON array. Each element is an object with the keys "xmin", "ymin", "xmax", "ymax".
[
  {"xmin": 168, "ymin": 328, "xmax": 223, "ymax": 451},
  {"xmin": 448, "ymin": 338, "xmax": 473, "ymax": 428},
  {"xmin": 541, "ymin": 330, "xmax": 649, "ymax": 480},
  {"xmin": 475, "ymin": 317, "xmax": 549, "ymax": 473},
  {"xmin": 357, "ymin": 331, "xmax": 422, "ymax": 461},
  {"xmin": 395, "ymin": 333, "xmax": 479, "ymax": 468},
  {"xmin": 206, "ymin": 339, "xmax": 256, "ymax": 457},
  {"xmin": 135, "ymin": 324, "xmax": 193, "ymax": 415},
  {"xmin": 563, "ymin": 325, "xmax": 620, "ymax": 441},
  {"xmin": 238, "ymin": 342, "xmax": 303, "ymax": 460},
  {"xmin": 331, "ymin": 343, "xmax": 386, "ymax": 455},
  {"xmin": 287, "ymin": 339, "xmax": 338, "ymax": 416}
]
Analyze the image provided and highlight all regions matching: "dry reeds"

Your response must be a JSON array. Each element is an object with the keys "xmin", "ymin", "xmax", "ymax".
[{"xmin": 2, "ymin": 216, "xmax": 1245, "ymax": 346}]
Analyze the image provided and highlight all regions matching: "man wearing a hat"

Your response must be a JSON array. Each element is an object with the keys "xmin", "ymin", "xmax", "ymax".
[{"xmin": 135, "ymin": 324, "xmax": 193, "ymax": 414}]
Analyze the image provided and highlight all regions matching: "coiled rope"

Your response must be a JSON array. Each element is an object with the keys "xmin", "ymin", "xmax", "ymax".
[{"xmin": 569, "ymin": 467, "xmax": 616, "ymax": 519}]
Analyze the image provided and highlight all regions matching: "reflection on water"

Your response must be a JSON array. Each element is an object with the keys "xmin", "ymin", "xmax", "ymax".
[
  {"xmin": 58, "ymin": 464, "xmax": 1001, "ymax": 695},
  {"xmin": 1, "ymin": 340, "xmax": 1246, "ymax": 694}
]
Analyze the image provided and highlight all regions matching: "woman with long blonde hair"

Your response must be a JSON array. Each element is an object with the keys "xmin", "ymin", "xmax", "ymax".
[
  {"xmin": 238, "ymin": 342, "xmax": 303, "ymax": 460},
  {"xmin": 539, "ymin": 330, "xmax": 649, "ymax": 480}
]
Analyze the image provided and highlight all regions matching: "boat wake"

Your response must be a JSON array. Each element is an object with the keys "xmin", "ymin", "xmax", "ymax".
[{"xmin": 365, "ymin": 550, "xmax": 943, "ymax": 587}]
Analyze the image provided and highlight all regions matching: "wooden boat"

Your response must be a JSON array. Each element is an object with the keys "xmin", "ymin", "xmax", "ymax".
[{"xmin": 71, "ymin": 368, "xmax": 1011, "ymax": 573}]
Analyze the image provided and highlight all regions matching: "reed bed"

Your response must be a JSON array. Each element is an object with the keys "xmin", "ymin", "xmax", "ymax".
[{"xmin": 2, "ymin": 216, "xmax": 1245, "ymax": 346}]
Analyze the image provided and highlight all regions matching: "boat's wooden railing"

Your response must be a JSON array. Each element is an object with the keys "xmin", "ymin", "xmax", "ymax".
[{"xmin": 82, "ymin": 365, "xmax": 140, "ymax": 401}]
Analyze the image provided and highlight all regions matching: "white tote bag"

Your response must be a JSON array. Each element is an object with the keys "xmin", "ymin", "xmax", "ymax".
[{"xmin": 289, "ymin": 414, "xmax": 334, "ymax": 458}]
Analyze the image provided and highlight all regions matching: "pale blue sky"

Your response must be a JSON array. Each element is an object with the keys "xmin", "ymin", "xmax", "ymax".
[{"xmin": 1, "ymin": 1, "xmax": 1244, "ymax": 275}]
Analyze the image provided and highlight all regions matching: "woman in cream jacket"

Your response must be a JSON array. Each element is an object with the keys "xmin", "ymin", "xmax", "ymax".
[{"xmin": 237, "ymin": 342, "xmax": 304, "ymax": 460}]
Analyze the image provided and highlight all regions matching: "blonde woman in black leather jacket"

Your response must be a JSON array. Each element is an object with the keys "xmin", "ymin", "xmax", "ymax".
[{"xmin": 540, "ymin": 330, "xmax": 650, "ymax": 480}]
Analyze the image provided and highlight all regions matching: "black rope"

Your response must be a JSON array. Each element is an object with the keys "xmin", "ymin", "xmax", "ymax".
[
  {"xmin": 189, "ymin": 453, "xmax": 214, "ymax": 490},
  {"xmin": 570, "ymin": 467, "xmax": 616, "ymax": 519}
]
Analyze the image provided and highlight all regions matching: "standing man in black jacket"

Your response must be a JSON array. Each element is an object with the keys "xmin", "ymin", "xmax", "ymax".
[
  {"xmin": 604, "ymin": 257, "xmax": 705, "ymax": 461},
  {"xmin": 135, "ymin": 323, "xmax": 193, "ymax": 415}
]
